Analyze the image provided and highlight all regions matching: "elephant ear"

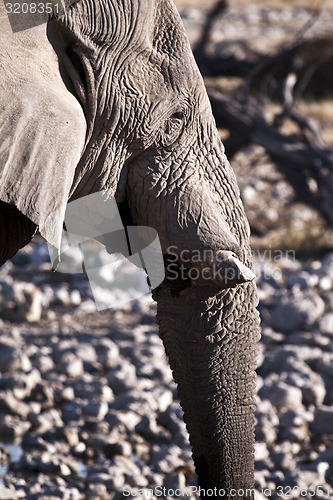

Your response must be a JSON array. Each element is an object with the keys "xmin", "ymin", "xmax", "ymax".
[{"xmin": 0, "ymin": 4, "xmax": 86, "ymax": 252}]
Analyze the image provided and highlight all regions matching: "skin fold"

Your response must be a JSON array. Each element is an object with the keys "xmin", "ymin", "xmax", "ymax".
[{"xmin": 0, "ymin": 0, "xmax": 260, "ymax": 497}]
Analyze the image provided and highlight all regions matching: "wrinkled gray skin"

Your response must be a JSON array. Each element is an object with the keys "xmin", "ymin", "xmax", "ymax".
[{"xmin": 0, "ymin": 0, "xmax": 260, "ymax": 497}]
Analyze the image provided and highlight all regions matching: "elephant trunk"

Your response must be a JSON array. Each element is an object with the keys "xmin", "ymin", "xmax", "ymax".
[
  {"xmin": 153, "ymin": 282, "xmax": 259, "ymax": 499},
  {"xmin": 126, "ymin": 112, "xmax": 260, "ymax": 496}
]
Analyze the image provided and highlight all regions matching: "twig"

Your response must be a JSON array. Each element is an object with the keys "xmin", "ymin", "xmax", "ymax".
[
  {"xmin": 279, "ymin": 72, "xmax": 326, "ymax": 148},
  {"xmin": 194, "ymin": 0, "xmax": 228, "ymax": 61}
]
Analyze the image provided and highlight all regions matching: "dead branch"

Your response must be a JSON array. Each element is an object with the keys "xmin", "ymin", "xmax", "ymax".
[
  {"xmin": 196, "ymin": 0, "xmax": 333, "ymax": 225},
  {"xmin": 194, "ymin": 0, "xmax": 228, "ymax": 59},
  {"xmin": 208, "ymin": 89, "xmax": 333, "ymax": 226},
  {"xmin": 193, "ymin": 0, "xmax": 256, "ymax": 76},
  {"xmin": 278, "ymin": 72, "xmax": 326, "ymax": 149}
]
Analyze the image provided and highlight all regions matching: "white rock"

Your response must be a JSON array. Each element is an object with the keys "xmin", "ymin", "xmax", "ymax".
[
  {"xmin": 270, "ymin": 292, "xmax": 325, "ymax": 332},
  {"xmin": 31, "ymin": 408, "xmax": 63, "ymax": 434},
  {"xmin": 255, "ymin": 442, "xmax": 269, "ymax": 461},
  {"xmin": 60, "ymin": 352, "xmax": 84, "ymax": 378},
  {"xmin": 35, "ymin": 355, "xmax": 55, "ymax": 373},
  {"xmin": 282, "ymin": 369, "xmax": 326, "ymax": 406},
  {"xmin": 69, "ymin": 289, "xmax": 82, "ymax": 305},
  {"xmin": 0, "ymin": 485, "xmax": 18, "ymax": 500},
  {"xmin": 259, "ymin": 382, "xmax": 303, "ymax": 411},
  {"xmin": 319, "ymin": 312, "xmax": 333, "ymax": 335},
  {"xmin": 106, "ymin": 410, "xmax": 141, "ymax": 432},
  {"xmin": 96, "ymin": 339, "xmax": 120, "ymax": 370},
  {"xmin": 83, "ymin": 401, "xmax": 109, "ymax": 420},
  {"xmin": 151, "ymin": 445, "xmax": 185, "ymax": 473},
  {"xmin": 53, "ymin": 287, "xmax": 71, "ymax": 306},
  {"xmin": 255, "ymin": 399, "xmax": 279, "ymax": 444},
  {"xmin": 319, "ymin": 276, "xmax": 332, "ymax": 291}
]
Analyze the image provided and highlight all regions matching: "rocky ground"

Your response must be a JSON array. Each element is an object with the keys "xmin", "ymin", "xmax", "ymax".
[
  {"xmin": 1, "ymin": 2, "xmax": 333, "ymax": 500},
  {"xmin": 1, "ymin": 235, "xmax": 333, "ymax": 500}
]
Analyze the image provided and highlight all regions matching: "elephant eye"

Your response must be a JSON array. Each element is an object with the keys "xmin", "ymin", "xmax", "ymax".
[
  {"xmin": 170, "ymin": 112, "xmax": 184, "ymax": 121},
  {"xmin": 162, "ymin": 112, "xmax": 184, "ymax": 146},
  {"xmin": 167, "ymin": 112, "xmax": 184, "ymax": 130}
]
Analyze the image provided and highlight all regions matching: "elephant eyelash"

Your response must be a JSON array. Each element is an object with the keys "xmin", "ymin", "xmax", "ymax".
[
  {"xmin": 164, "ymin": 112, "xmax": 184, "ymax": 138},
  {"xmin": 170, "ymin": 112, "xmax": 184, "ymax": 121},
  {"xmin": 152, "ymin": 111, "xmax": 186, "ymax": 148}
]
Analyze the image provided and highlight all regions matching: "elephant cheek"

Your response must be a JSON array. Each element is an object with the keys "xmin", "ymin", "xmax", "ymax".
[
  {"xmin": 153, "ymin": 283, "xmax": 260, "ymax": 498},
  {"xmin": 126, "ymin": 159, "xmax": 256, "ymax": 290}
]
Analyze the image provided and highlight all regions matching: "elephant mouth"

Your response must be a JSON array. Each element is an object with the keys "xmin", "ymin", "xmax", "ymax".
[
  {"xmin": 160, "ymin": 249, "xmax": 256, "ymax": 293},
  {"xmin": 115, "ymin": 201, "xmax": 255, "ymax": 293}
]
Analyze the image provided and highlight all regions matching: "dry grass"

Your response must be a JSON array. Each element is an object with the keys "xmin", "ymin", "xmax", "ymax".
[{"xmin": 251, "ymin": 223, "xmax": 333, "ymax": 257}]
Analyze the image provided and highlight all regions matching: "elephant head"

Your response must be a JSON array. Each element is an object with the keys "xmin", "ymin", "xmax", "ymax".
[{"xmin": 0, "ymin": 0, "xmax": 260, "ymax": 496}]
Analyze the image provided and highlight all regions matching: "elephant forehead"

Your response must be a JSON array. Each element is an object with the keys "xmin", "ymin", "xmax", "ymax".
[
  {"xmin": 120, "ymin": 48, "xmax": 201, "ymax": 100},
  {"xmin": 75, "ymin": 0, "xmax": 202, "ymax": 101},
  {"xmin": 145, "ymin": 2, "xmax": 203, "ymax": 95}
]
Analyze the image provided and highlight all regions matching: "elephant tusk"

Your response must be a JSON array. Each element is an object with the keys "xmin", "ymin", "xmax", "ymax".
[{"xmin": 197, "ymin": 250, "xmax": 256, "ymax": 288}]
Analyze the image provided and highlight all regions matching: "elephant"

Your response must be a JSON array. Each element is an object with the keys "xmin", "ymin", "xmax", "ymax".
[{"xmin": 0, "ymin": 0, "xmax": 261, "ymax": 497}]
